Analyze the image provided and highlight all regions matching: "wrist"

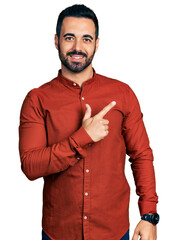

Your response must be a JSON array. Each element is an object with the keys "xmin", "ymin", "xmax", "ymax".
[{"xmin": 141, "ymin": 213, "xmax": 160, "ymax": 226}]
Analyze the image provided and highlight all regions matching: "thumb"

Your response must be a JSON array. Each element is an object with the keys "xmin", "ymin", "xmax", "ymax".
[{"xmin": 83, "ymin": 104, "xmax": 92, "ymax": 121}]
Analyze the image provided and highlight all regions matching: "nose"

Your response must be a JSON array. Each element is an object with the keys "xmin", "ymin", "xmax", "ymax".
[{"xmin": 73, "ymin": 38, "xmax": 83, "ymax": 52}]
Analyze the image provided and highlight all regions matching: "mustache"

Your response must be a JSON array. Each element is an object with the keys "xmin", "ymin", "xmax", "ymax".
[{"xmin": 67, "ymin": 50, "xmax": 87, "ymax": 58}]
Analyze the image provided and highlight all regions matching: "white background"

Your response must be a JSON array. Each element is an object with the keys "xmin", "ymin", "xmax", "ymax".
[{"xmin": 0, "ymin": 0, "xmax": 178, "ymax": 239}]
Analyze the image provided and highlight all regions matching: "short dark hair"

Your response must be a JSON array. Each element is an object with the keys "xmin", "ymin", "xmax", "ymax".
[{"xmin": 56, "ymin": 4, "xmax": 99, "ymax": 40}]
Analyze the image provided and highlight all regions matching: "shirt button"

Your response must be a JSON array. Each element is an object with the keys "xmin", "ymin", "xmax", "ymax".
[
  {"xmin": 73, "ymin": 83, "xmax": 77, "ymax": 86},
  {"xmin": 86, "ymin": 169, "xmax": 89, "ymax": 173},
  {"xmin": 85, "ymin": 192, "xmax": 88, "ymax": 196},
  {"xmin": 81, "ymin": 97, "xmax": 85, "ymax": 100},
  {"xmin": 84, "ymin": 216, "xmax": 87, "ymax": 220},
  {"xmin": 76, "ymin": 157, "xmax": 81, "ymax": 160},
  {"xmin": 88, "ymin": 143, "xmax": 92, "ymax": 146}
]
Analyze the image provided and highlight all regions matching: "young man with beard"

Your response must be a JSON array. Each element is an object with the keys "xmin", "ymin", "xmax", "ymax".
[{"xmin": 19, "ymin": 4, "xmax": 159, "ymax": 240}]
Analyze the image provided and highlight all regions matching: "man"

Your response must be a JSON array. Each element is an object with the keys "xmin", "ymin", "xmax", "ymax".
[{"xmin": 19, "ymin": 4, "xmax": 159, "ymax": 240}]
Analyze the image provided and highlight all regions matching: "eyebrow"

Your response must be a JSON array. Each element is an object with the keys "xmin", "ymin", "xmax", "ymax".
[
  {"xmin": 83, "ymin": 34, "xmax": 93, "ymax": 40},
  {"xmin": 63, "ymin": 33, "xmax": 93, "ymax": 40},
  {"xmin": 63, "ymin": 33, "xmax": 75, "ymax": 38}
]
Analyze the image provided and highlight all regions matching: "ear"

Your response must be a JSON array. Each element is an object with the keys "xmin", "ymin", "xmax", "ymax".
[
  {"xmin": 54, "ymin": 34, "xmax": 59, "ymax": 50},
  {"xmin": 95, "ymin": 37, "xmax": 100, "ymax": 52}
]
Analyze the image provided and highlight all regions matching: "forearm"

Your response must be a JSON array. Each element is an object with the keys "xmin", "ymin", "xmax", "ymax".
[
  {"xmin": 129, "ymin": 148, "xmax": 158, "ymax": 215},
  {"xmin": 19, "ymin": 126, "xmax": 93, "ymax": 181},
  {"xmin": 127, "ymin": 124, "xmax": 158, "ymax": 215},
  {"xmin": 20, "ymin": 139, "xmax": 77, "ymax": 180}
]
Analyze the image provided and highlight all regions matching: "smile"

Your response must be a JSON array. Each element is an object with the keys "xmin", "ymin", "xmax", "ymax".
[{"xmin": 70, "ymin": 55, "xmax": 84, "ymax": 61}]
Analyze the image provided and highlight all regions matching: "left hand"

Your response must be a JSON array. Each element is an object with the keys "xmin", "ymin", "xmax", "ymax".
[{"xmin": 132, "ymin": 220, "xmax": 157, "ymax": 240}]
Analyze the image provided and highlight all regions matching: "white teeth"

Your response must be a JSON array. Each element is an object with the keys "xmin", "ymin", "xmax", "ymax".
[{"xmin": 71, "ymin": 56, "xmax": 82, "ymax": 59}]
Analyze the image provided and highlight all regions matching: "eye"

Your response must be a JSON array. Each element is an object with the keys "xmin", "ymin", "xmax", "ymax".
[
  {"xmin": 65, "ymin": 37, "xmax": 74, "ymax": 41},
  {"xmin": 83, "ymin": 38, "xmax": 92, "ymax": 43}
]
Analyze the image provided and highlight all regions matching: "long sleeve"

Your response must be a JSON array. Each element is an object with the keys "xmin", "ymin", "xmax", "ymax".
[
  {"xmin": 122, "ymin": 86, "xmax": 158, "ymax": 216},
  {"xmin": 19, "ymin": 91, "xmax": 94, "ymax": 181}
]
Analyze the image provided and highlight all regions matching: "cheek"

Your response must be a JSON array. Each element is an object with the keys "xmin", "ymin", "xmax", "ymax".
[
  {"xmin": 86, "ymin": 44, "xmax": 96, "ymax": 55},
  {"xmin": 59, "ymin": 41, "xmax": 72, "ymax": 53}
]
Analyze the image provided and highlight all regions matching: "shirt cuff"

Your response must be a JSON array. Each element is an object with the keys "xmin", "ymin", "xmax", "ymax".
[
  {"xmin": 139, "ymin": 200, "xmax": 157, "ymax": 216},
  {"xmin": 70, "ymin": 126, "xmax": 95, "ymax": 148}
]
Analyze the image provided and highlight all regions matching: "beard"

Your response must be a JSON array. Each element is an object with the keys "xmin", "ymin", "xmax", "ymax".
[{"xmin": 58, "ymin": 44, "xmax": 96, "ymax": 73}]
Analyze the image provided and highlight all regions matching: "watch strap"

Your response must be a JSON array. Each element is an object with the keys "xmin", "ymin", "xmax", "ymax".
[{"xmin": 141, "ymin": 213, "xmax": 159, "ymax": 225}]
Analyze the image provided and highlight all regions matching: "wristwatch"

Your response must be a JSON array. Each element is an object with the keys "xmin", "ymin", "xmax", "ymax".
[{"xmin": 141, "ymin": 213, "xmax": 160, "ymax": 225}]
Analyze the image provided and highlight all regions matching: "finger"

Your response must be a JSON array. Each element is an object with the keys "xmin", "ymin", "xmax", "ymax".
[
  {"xmin": 104, "ymin": 130, "xmax": 109, "ymax": 137},
  {"xmin": 105, "ymin": 125, "xmax": 109, "ymax": 130},
  {"xmin": 132, "ymin": 232, "xmax": 139, "ymax": 240},
  {"xmin": 83, "ymin": 104, "xmax": 92, "ymax": 121},
  {"xmin": 97, "ymin": 101, "xmax": 116, "ymax": 118},
  {"xmin": 100, "ymin": 119, "xmax": 109, "ymax": 125}
]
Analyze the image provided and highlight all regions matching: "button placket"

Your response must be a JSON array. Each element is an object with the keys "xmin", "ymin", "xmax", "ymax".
[
  {"xmin": 79, "ymin": 83, "xmax": 88, "ymax": 116},
  {"xmin": 80, "ymin": 91, "xmax": 85, "ymax": 114},
  {"xmin": 79, "ymin": 85, "xmax": 91, "ymax": 239},
  {"xmin": 83, "ymin": 154, "xmax": 90, "ymax": 239}
]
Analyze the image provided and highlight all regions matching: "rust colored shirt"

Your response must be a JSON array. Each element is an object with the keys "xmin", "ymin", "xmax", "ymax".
[{"xmin": 19, "ymin": 69, "xmax": 158, "ymax": 240}]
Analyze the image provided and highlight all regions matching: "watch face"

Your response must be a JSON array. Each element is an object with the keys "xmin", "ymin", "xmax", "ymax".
[{"xmin": 152, "ymin": 213, "xmax": 160, "ymax": 225}]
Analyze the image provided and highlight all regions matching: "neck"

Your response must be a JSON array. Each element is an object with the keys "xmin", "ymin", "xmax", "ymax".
[{"xmin": 61, "ymin": 64, "xmax": 94, "ymax": 87}]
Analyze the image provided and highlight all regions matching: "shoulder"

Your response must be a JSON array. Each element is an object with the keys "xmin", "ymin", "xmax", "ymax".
[
  {"xmin": 95, "ymin": 72, "xmax": 140, "ymax": 111},
  {"xmin": 96, "ymin": 72, "xmax": 132, "ymax": 94},
  {"xmin": 25, "ymin": 77, "xmax": 58, "ymax": 101}
]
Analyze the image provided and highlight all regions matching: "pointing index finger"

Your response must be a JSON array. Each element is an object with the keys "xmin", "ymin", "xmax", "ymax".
[{"xmin": 97, "ymin": 101, "xmax": 116, "ymax": 118}]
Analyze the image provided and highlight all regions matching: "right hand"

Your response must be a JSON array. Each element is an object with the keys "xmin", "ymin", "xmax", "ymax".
[{"xmin": 82, "ymin": 101, "xmax": 116, "ymax": 142}]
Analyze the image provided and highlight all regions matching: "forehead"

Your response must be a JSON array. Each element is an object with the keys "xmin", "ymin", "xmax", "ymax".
[{"xmin": 61, "ymin": 17, "xmax": 95, "ymax": 37}]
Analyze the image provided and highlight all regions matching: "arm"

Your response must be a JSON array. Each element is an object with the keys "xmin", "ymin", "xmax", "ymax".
[
  {"xmin": 122, "ymin": 86, "xmax": 158, "ymax": 239},
  {"xmin": 19, "ymin": 91, "xmax": 94, "ymax": 181},
  {"xmin": 122, "ymin": 86, "xmax": 158, "ymax": 215}
]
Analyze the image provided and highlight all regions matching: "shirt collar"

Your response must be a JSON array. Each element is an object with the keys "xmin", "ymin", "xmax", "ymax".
[{"xmin": 57, "ymin": 68, "xmax": 97, "ymax": 89}]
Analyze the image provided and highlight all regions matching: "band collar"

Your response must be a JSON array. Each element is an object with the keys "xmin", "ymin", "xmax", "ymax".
[{"xmin": 57, "ymin": 68, "xmax": 97, "ymax": 89}]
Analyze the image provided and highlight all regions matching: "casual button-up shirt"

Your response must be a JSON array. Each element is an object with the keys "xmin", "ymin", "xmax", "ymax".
[{"xmin": 19, "ymin": 69, "xmax": 158, "ymax": 240}]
